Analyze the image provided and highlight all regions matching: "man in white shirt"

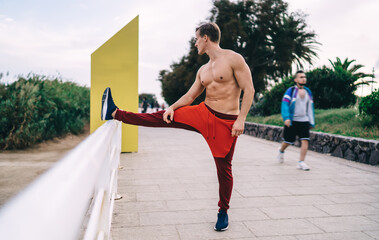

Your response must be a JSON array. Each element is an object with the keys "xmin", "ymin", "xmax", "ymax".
[{"xmin": 277, "ymin": 70, "xmax": 315, "ymax": 170}]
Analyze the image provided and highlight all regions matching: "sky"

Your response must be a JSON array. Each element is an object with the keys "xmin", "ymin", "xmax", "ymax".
[{"xmin": 0, "ymin": 0, "xmax": 378, "ymax": 103}]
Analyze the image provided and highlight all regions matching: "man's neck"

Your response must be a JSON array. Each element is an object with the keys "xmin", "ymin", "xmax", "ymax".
[{"xmin": 206, "ymin": 44, "xmax": 222, "ymax": 60}]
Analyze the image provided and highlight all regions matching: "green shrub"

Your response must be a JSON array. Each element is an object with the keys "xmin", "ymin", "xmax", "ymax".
[
  {"xmin": 250, "ymin": 76, "xmax": 293, "ymax": 116},
  {"xmin": 306, "ymin": 66, "xmax": 358, "ymax": 109},
  {"xmin": 0, "ymin": 74, "xmax": 90, "ymax": 150},
  {"xmin": 251, "ymin": 66, "xmax": 360, "ymax": 116},
  {"xmin": 359, "ymin": 89, "xmax": 379, "ymax": 125}
]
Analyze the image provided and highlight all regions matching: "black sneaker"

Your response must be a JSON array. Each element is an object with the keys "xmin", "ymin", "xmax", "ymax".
[
  {"xmin": 214, "ymin": 210, "xmax": 229, "ymax": 231},
  {"xmin": 101, "ymin": 87, "xmax": 118, "ymax": 120}
]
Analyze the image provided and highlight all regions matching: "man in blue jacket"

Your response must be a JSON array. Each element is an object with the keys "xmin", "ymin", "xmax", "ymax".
[{"xmin": 278, "ymin": 70, "xmax": 315, "ymax": 170}]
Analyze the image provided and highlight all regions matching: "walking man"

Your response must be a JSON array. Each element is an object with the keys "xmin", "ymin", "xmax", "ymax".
[
  {"xmin": 101, "ymin": 22, "xmax": 254, "ymax": 231},
  {"xmin": 277, "ymin": 70, "xmax": 315, "ymax": 170}
]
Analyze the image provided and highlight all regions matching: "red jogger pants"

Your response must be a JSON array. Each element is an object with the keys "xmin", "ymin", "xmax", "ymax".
[{"xmin": 114, "ymin": 102, "xmax": 238, "ymax": 212}]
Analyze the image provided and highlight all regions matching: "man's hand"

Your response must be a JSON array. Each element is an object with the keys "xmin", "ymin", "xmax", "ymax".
[
  {"xmin": 232, "ymin": 118, "xmax": 245, "ymax": 137},
  {"xmin": 163, "ymin": 107, "xmax": 174, "ymax": 123},
  {"xmin": 284, "ymin": 119, "xmax": 291, "ymax": 127}
]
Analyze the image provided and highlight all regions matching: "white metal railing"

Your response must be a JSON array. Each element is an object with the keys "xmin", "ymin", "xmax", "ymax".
[{"xmin": 0, "ymin": 120, "xmax": 122, "ymax": 240}]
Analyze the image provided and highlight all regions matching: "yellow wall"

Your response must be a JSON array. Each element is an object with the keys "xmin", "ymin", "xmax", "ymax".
[{"xmin": 90, "ymin": 16, "xmax": 139, "ymax": 152}]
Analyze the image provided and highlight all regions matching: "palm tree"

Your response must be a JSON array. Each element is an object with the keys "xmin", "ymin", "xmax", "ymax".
[{"xmin": 329, "ymin": 57, "xmax": 374, "ymax": 85}]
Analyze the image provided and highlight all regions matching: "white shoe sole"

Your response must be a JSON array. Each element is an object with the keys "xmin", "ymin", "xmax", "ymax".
[
  {"xmin": 214, "ymin": 225, "xmax": 229, "ymax": 231},
  {"xmin": 101, "ymin": 89, "xmax": 109, "ymax": 120}
]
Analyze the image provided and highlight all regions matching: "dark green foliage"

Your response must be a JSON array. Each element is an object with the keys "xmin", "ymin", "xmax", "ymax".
[
  {"xmin": 359, "ymin": 89, "xmax": 379, "ymax": 125},
  {"xmin": 159, "ymin": 0, "xmax": 319, "ymax": 105},
  {"xmin": 0, "ymin": 74, "xmax": 90, "ymax": 150},
  {"xmin": 158, "ymin": 40, "xmax": 208, "ymax": 105},
  {"xmin": 306, "ymin": 67, "xmax": 358, "ymax": 109},
  {"xmin": 329, "ymin": 57, "xmax": 374, "ymax": 80},
  {"xmin": 139, "ymin": 93, "xmax": 157, "ymax": 105},
  {"xmin": 251, "ymin": 76, "xmax": 293, "ymax": 116},
  {"xmin": 251, "ymin": 63, "xmax": 363, "ymax": 116}
]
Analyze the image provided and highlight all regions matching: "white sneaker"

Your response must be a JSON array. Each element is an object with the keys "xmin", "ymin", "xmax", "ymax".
[
  {"xmin": 297, "ymin": 161, "xmax": 310, "ymax": 171},
  {"xmin": 277, "ymin": 148, "xmax": 284, "ymax": 163}
]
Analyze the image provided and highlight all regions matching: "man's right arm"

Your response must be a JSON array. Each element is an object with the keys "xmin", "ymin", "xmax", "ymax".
[
  {"xmin": 281, "ymin": 88, "xmax": 292, "ymax": 127},
  {"xmin": 163, "ymin": 68, "xmax": 205, "ymax": 123}
]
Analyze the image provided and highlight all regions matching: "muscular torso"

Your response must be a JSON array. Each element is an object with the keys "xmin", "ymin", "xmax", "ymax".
[{"xmin": 200, "ymin": 50, "xmax": 241, "ymax": 115}]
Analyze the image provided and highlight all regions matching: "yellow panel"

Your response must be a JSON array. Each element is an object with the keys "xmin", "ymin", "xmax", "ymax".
[{"xmin": 90, "ymin": 16, "xmax": 139, "ymax": 152}]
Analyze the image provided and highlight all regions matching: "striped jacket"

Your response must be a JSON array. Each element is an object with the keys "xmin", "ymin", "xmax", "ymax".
[{"xmin": 281, "ymin": 86, "xmax": 315, "ymax": 127}]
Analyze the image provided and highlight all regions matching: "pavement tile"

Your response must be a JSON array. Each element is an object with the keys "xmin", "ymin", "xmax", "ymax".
[
  {"xmin": 176, "ymin": 222, "xmax": 255, "ymax": 240},
  {"xmin": 283, "ymin": 186, "xmax": 339, "ymax": 195},
  {"xmin": 245, "ymin": 219, "xmax": 323, "ymax": 237},
  {"xmin": 232, "ymin": 197, "xmax": 281, "ymax": 208},
  {"xmin": 114, "ymin": 200, "xmax": 167, "ymax": 213},
  {"xmin": 370, "ymin": 202, "xmax": 379, "ymax": 209},
  {"xmin": 295, "ymin": 232, "xmax": 375, "ymax": 240},
  {"xmin": 117, "ymin": 184, "xmax": 160, "ymax": 193},
  {"xmin": 308, "ymin": 216, "xmax": 379, "ymax": 232},
  {"xmin": 140, "ymin": 210, "xmax": 206, "ymax": 226},
  {"xmin": 111, "ymin": 128, "xmax": 379, "ymax": 239},
  {"xmin": 272, "ymin": 195, "xmax": 334, "ymax": 206},
  {"xmin": 366, "ymin": 215, "xmax": 379, "ymax": 223},
  {"xmin": 137, "ymin": 191, "xmax": 190, "ymax": 201},
  {"xmin": 112, "ymin": 212, "xmax": 139, "ymax": 228},
  {"xmin": 236, "ymin": 187, "xmax": 292, "ymax": 197},
  {"xmin": 166, "ymin": 199, "xmax": 216, "ymax": 211},
  {"xmin": 315, "ymin": 203, "xmax": 379, "ymax": 216},
  {"xmin": 256, "ymin": 237, "xmax": 297, "ymax": 240},
  {"xmin": 260, "ymin": 205, "xmax": 329, "ymax": 219},
  {"xmin": 322, "ymin": 193, "xmax": 379, "ymax": 204},
  {"xmin": 158, "ymin": 182, "xmax": 210, "ymax": 191},
  {"xmin": 111, "ymin": 225, "xmax": 179, "ymax": 240},
  {"xmin": 364, "ymin": 230, "xmax": 379, "ymax": 239}
]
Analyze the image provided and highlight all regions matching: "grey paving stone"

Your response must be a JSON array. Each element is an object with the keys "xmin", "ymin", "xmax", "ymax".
[
  {"xmin": 229, "ymin": 208, "xmax": 270, "ymax": 221},
  {"xmin": 272, "ymin": 195, "xmax": 334, "ymax": 206},
  {"xmin": 364, "ymin": 230, "xmax": 379, "ymax": 239},
  {"xmin": 137, "ymin": 190, "xmax": 190, "ymax": 201},
  {"xmin": 176, "ymin": 222, "xmax": 255, "ymax": 240},
  {"xmin": 111, "ymin": 127, "xmax": 379, "ymax": 239},
  {"xmin": 114, "ymin": 200, "xmax": 167, "ymax": 213},
  {"xmin": 140, "ymin": 210, "xmax": 207, "ymax": 226},
  {"xmin": 370, "ymin": 202, "xmax": 379, "ymax": 209},
  {"xmin": 260, "ymin": 205, "xmax": 329, "ymax": 219},
  {"xmin": 295, "ymin": 232, "xmax": 375, "ymax": 240},
  {"xmin": 232, "ymin": 197, "xmax": 281, "ymax": 208},
  {"xmin": 256, "ymin": 237, "xmax": 297, "ymax": 240},
  {"xmin": 245, "ymin": 219, "xmax": 323, "ymax": 237},
  {"xmin": 236, "ymin": 187, "xmax": 292, "ymax": 197},
  {"xmin": 112, "ymin": 212, "xmax": 139, "ymax": 228},
  {"xmin": 111, "ymin": 225, "xmax": 179, "ymax": 240},
  {"xmin": 315, "ymin": 203, "xmax": 379, "ymax": 216},
  {"xmin": 366, "ymin": 214, "xmax": 379, "ymax": 223},
  {"xmin": 308, "ymin": 216, "xmax": 379, "ymax": 232},
  {"xmin": 322, "ymin": 193, "xmax": 379, "ymax": 204},
  {"xmin": 166, "ymin": 199, "xmax": 216, "ymax": 211}
]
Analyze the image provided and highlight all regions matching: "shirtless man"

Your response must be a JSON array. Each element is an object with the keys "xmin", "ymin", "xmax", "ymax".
[{"xmin": 101, "ymin": 22, "xmax": 254, "ymax": 231}]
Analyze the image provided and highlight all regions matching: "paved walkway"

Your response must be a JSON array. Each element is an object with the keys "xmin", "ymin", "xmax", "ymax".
[{"xmin": 111, "ymin": 127, "xmax": 379, "ymax": 240}]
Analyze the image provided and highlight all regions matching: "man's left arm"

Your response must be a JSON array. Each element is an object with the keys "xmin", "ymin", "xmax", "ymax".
[{"xmin": 231, "ymin": 53, "xmax": 255, "ymax": 137}]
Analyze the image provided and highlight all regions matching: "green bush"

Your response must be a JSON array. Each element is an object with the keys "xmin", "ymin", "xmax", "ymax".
[
  {"xmin": 250, "ymin": 76, "xmax": 293, "ymax": 116},
  {"xmin": 306, "ymin": 66, "xmax": 358, "ymax": 109},
  {"xmin": 359, "ymin": 89, "xmax": 379, "ymax": 125},
  {"xmin": 251, "ymin": 66, "xmax": 360, "ymax": 116},
  {"xmin": 0, "ymin": 74, "xmax": 90, "ymax": 150}
]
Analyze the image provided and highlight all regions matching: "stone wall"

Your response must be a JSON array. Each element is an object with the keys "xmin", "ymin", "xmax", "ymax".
[{"xmin": 244, "ymin": 122, "xmax": 379, "ymax": 165}]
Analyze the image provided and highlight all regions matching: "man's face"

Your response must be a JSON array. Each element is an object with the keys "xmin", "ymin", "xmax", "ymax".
[
  {"xmin": 195, "ymin": 31, "xmax": 206, "ymax": 55},
  {"xmin": 294, "ymin": 73, "xmax": 307, "ymax": 88}
]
